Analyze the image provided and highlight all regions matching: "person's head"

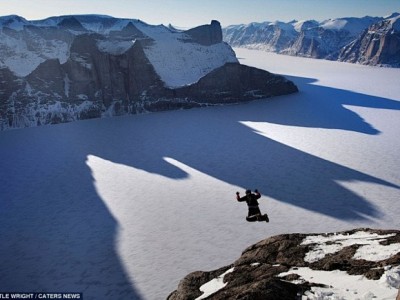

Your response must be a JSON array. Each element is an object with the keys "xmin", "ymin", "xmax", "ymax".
[{"xmin": 245, "ymin": 189, "xmax": 251, "ymax": 197}]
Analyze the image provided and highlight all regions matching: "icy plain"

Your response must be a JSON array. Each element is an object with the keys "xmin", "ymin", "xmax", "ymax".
[{"xmin": 0, "ymin": 49, "xmax": 399, "ymax": 299}]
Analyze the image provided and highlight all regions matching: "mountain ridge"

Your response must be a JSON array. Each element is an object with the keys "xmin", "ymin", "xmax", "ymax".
[
  {"xmin": 223, "ymin": 13, "xmax": 400, "ymax": 67},
  {"xmin": 168, "ymin": 228, "xmax": 400, "ymax": 299},
  {"xmin": 0, "ymin": 15, "xmax": 297, "ymax": 130}
]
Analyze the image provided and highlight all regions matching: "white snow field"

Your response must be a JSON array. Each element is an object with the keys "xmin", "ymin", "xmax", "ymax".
[{"xmin": 1, "ymin": 49, "xmax": 400, "ymax": 299}]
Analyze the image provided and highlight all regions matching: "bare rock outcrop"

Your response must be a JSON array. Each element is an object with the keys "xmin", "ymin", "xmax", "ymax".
[
  {"xmin": 184, "ymin": 20, "xmax": 223, "ymax": 46},
  {"xmin": 339, "ymin": 14, "xmax": 400, "ymax": 66},
  {"xmin": 168, "ymin": 228, "xmax": 400, "ymax": 299},
  {"xmin": 223, "ymin": 14, "xmax": 400, "ymax": 67}
]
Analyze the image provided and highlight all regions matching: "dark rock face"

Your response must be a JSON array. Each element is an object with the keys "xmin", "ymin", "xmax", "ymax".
[
  {"xmin": 168, "ymin": 228, "xmax": 400, "ymax": 299},
  {"xmin": 339, "ymin": 17, "xmax": 400, "ymax": 66},
  {"xmin": 284, "ymin": 27, "xmax": 355, "ymax": 60},
  {"xmin": 184, "ymin": 20, "xmax": 223, "ymax": 46},
  {"xmin": 0, "ymin": 15, "xmax": 298, "ymax": 130},
  {"xmin": 175, "ymin": 63, "xmax": 298, "ymax": 104},
  {"xmin": 223, "ymin": 14, "xmax": 400, "ymax": 67},
  {"xmin": 58, "ymin": 16, "xmax": 87, "ymax": 32}
]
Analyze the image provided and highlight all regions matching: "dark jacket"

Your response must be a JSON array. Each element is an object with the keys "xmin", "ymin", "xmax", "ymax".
[
  {"xmin": 237, "ymin": 192, "xmax": 261, "ymax": 208},
  {"xmin": 236, "ymin": 191, "xmax": 268, "ymax": 221}
]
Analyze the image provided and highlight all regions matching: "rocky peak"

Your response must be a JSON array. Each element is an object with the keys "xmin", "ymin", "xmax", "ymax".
[
  {"xmin": 389, "ymin": 14, "xmax": 400, "ymax": 31},
  {"xmin": 0, "ymin": 15, "xmax": 298, "ymax": 130},
  {"xmin": 58, "ymin": 16, "xmax": 86, "ymax": 32},
  {"xmin": 339, "ymin": 15, "xmax": 400, "ymax": 66},
  {"xmin": 223, "ymin": 14, "xmax": 400, "ymax": 67},
  {"xmin": 184, "ymin": 20, "xmax": 223, "ymax": 45},
  {"xmin": 168, "ymin": 228, "xmax": 400, "ymax": 299},
  {"xmin": 386, "ymin": 12, "xmax": 400, "ymax": 19},
  {"xmin": 0, "ymin": 15, "xmax": 29, "ymax": 31},
  {"xmin": 110, "ymin": 21, "xmax": 146, "ymax": 39}
]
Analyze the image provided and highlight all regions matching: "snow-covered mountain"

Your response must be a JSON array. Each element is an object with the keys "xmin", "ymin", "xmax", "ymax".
[
  {"xmin": 339, "ymin": 13, "xmax": 400, "ymax": 66},
  {"xmin": 223, "ymin": 13, "xmax": 400, "ymax": 67},
  {"xmin": 0, "ymin": 15, "xmax": 232, "ymax": 82},
  {"xmin": 0, "ymin": 15, "xmax": 297, "ymax": 130}
]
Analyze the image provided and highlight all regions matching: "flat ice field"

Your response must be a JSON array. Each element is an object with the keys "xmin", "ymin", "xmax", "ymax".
[{"xmin": 1, "ymin": 49, "xmax": 399, "ymax": 299}]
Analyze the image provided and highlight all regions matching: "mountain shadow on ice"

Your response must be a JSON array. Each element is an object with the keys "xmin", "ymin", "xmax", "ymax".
[
  {"xmin": 256, "ymin": 75, "xmax": 400, "ymax": 135},
  {"xmin": 60, "ymin": 75, "xmax": 400, "ymax": 221},
  {"xmin": 0, "ymin": 128, "xmax": 143, "ymax": 299},
  {"xmin": 75, "ymin": 75, "xmax": 400, "ymax": 221},
  {"xmin": 1, "ymin": 74, "xmax": 399, "ymax": 298}
]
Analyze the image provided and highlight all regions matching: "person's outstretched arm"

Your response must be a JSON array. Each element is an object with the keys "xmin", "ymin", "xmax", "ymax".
[{"xmin": 236, "ymin": 192, "xmax": 246, "ymax": 202}]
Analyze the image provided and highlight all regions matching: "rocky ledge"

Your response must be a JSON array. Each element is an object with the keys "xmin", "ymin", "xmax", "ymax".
[{"xmin": 168, "ymin": 228, "xmax": 400, "ymax": 299}]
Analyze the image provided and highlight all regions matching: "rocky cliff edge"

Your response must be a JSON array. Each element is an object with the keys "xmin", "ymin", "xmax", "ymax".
[{"xmin": 168, "ymin": 228, "xmax": 400, "ymax": 299}]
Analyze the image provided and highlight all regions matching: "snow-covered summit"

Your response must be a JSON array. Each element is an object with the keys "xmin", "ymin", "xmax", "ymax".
[
  {"xmin": 223, "ymin": 13, "xmax": 400, "ymax": 66},
  {"xmin": 388, "ymin": 14, "xmax": 400, "ymax": 30},
  {"xmin": 0, "ymin": 14, "xmax": 237, "ymax": 86},
  {"xmin": 292, "ymin": 19, "xmax": 319, "ymax": 32},
  {"xmin": 0, "ymin": 14, "xmax": 297, "ymax": 130},
  {"xmin": 224, "ymin": 15, "xmax": 382, "ymax": 39},
  {"xmin": 319, "ymin": 16, "xmax": 382, "ymax": 35},
  {"xmin": 338, "ymin": 13, "xmax": 400, "ymax": 66},
  {"xmin": 385, "ymin": 12, "xmax": 400, "ymax": 19},
  {"xmin": 0, "ymin": 15, "xmax": 29, "ymax": 31}
]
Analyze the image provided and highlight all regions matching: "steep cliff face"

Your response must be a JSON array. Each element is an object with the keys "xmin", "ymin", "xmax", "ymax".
[
  {"xmin": 168, "ymin": 228, "xmax": 400, "ymax": 299},
  {"xmin": 0, "ymin": 15, "xmax": 298, "ymax": 130},
  {"xmin": 223, "ymin": 14, "xmax": 400, "ymax": 66},
  {"xmin": 283, "ymin": 26, "xmax": 357, "ymax": 59},
  {"xmin": 223, "ymin": 21, "xmax": 298, "ymax": 52},
  {"xmin": 184, "ymin": 20, "xmax": 223, "ymax": 46},
  {"xmin": 175, "ymin": 63, "xmax": 297, "ymax": 104},
  {"xmin": 339, "ymin": 14, "xmax": 400, "ymax": 66}
]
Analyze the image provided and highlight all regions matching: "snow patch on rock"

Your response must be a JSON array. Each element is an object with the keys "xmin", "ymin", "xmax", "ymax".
[
  {"xmin": 302, "ymin": 231, "xmax": 398, "ymax": 263},
  {"xmin": 195, "ymin": 268, "xmax": 234, "ymax": 300}
]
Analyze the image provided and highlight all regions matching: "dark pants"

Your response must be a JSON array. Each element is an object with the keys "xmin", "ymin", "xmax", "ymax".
[
  {"xmin": 246, "ymin": 206, "xmax": 268, "ymax": 222},
  {"xmin": 248, "ymin": 206, "xmax": 261, "ymax": 217}
]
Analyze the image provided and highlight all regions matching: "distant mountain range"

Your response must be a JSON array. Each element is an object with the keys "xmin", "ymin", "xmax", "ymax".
[
  {"xmin": 223, "ymin": 13, "xmax": 400, "ymax": 67},
  {"xmin": 0, "ymin": 15, "xmax": 297, "ymax": 130}
]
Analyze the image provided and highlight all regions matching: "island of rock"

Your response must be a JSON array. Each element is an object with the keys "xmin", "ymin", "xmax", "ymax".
[{"xmin": 168, "ymin": 228, "xmax": 400, "ymax": 299}]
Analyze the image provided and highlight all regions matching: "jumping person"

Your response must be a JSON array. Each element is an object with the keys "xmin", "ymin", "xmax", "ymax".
[{"xmin": 236, "ymin": 189, "xmax": 269, "ymax": 222}]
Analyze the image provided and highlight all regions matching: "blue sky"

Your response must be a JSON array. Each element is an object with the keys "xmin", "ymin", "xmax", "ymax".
[{"xmin": 0, "ymin": 0, "xmax": 399, "ymax": 28}]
